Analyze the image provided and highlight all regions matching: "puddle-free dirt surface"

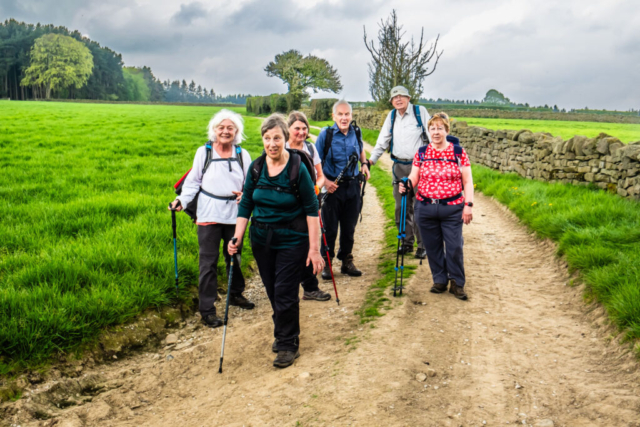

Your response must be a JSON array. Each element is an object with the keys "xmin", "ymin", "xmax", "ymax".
[{"xmin": 3, "ymin": 145, "xmax": 639, "ymax": 427}]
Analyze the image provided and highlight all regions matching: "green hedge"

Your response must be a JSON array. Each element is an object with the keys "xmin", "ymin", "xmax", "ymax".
[
  {"xmin": 247, "ymin": 93, "xmax": 301, "ymax": 115},
  {"xmin": 310, "ymin": 98, "xmax": 338, "ymax": 121}
]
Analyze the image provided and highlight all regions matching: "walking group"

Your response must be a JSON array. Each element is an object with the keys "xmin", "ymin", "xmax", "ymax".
[{"xmin": 169, "ymin": 87, "xmax": 474, "ymax": 369}]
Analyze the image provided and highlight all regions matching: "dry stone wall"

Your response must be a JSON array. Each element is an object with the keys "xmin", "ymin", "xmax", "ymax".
[{"xmin": 450, "ymin": 121, "xmax": 640, "ymax": 200}]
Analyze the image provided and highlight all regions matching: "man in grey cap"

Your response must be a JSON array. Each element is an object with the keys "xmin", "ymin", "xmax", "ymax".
[{"xmin": 368, "ymin": 85, "xmax": 431, "ymax": 259}]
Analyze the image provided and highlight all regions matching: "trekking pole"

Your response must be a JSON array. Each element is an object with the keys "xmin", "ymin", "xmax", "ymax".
[
  {"xmin": 318, "ymin": 154, "xmax": 359, "ymax": 305},
  {"xmin": 169, "ymin": 203, "xmax": 179, "ymax": 299},
  {"xmin": 358, "ymin": 173, "xmax": 367, "ymax": 223},
  {"xmin": 319, "ymin": 209, "xmax": 340, "ymax": 305},
  {"xmin": 218, "ymin": 237, "xmax": 238, "ymax": 374},
  {"xmin": 393, "ymin": 179, "xmax": 409, "ymax": 297}
]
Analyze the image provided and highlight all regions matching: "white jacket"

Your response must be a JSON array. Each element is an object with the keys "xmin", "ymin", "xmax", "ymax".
[{"xmin": 177, "ymin": 145, "xmax": 251, "ymax": 224}]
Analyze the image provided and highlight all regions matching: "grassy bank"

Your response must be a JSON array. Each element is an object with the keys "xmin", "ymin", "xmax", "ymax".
[
  {"xmin": 454, "ymin": 117, "xmax": 640, "ymax": 143},
  {"xmin": 0, "ymin": 102, "xmax": 260, "ymax": 373},
  {"xmin": 355, "ymin": 164, "xmax": 418, "ymax": 322},
  {"xmin": 473, "ymin": 166, "xmax": 640, "ymax": 343}
]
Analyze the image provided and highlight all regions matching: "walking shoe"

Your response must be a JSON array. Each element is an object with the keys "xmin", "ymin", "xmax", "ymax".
[
  {"xmin": 430, "ymin": 283, "xmax": 448, "ymax": 294},
  {"xmin": 397, "ymin": 244, "xmax": 414, "ymax": 255},
  {"xmin": 303, "ymin": 290, "xmax": 332, "ymax": 301},
  {"xmin": 414, "ymin": 248, "xmax": 427, "ymax": 259},
  {"xmin": 201, "ymin": 314, "xmax": 223, "ymax": 328},
  {"xmin": 341, "ymin": 254, "xmax": 362, "ymax": 277},
  {"xmin": 449, "ymin": 279, "xmax": 457, "ymax": 294},
  {"xmin": 229, "ymin": 294, "xmax": 255, "ymax": 310},
  {"xmin": 450, "ymin": 284, "xmax": 468, "ymax": 301},
  {"xmin": 321, "ymin": 258, "xmax": 333, "ymax": 281},
  {"xmin": 272, "ymin": 339, "xmax": 278, "ymax": 354},
  {"xmin": 273, "ymin": 350, "xmax": 300, "ymax": 368}
]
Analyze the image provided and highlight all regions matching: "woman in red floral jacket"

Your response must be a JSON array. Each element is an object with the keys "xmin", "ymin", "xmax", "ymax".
[{"xmin": 399, "ymin": 112, "xmax": 474, "ymax": 300}]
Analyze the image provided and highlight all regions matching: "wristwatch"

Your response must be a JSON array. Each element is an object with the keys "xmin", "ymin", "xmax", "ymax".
[{"xmin": 465, "ymin": 202, "xmax": 473, "ymax": 207}]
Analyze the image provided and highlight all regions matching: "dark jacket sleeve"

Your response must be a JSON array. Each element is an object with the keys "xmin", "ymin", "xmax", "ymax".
[
  {"xmin": 237, "ymin": 161, "xmax": 256, "ymax": 219},
  {"xmin": 297, "ymin": 164, "xmax": 319, "ymax": 217}
]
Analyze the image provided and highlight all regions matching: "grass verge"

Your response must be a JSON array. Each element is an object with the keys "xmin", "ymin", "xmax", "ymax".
[
  {"xmin": 473, "ymin": 165, "xmax": 640, "ymax": 343},
  {"xmin": 354, "ymin": 165, "xmax": 418, "ymax": 323}
]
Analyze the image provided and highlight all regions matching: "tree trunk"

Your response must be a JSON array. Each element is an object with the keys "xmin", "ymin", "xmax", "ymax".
[{"xmin": 46, "ymin": 83, "xmax": 51, "ymax": 99}]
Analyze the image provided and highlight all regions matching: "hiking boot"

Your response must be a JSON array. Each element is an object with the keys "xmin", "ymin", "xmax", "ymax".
[
  {"xmin": 272, "ymin": 339, "xmax": 278, "ymax": 354},
  {"xmin": 448, "ymin": 279, "xmax": 457, "ymax": 294},
  {"xmin": 303, "ymin": 290, "xmax": 331, "ymax": 301},
  {"xmin": 397, "ymin": 244, "xmax": 413, "ymax": 255},
  {"xmin": 415, "ymin": 248, "xmax": 427, "ymax": 259},
  {"xmin": 341, "ymin": 254, "xmax": 362, "ymax": 277},
  {"xmin": 273, "ymin": 350, "xmax": 300, "ymax": 368},
  {"xmin": 450, "ymin": 284, "xmax": 468, "ymax": 301},
  {"xmin": 321, "ymin": 258, "xmax": 333, "ymax": 281},
  {"xmin": 229, "ymin": 294, "xmax": 255, "ymax": 310},
  {"xmin": 201, "ymin": 314, "xmax": 223, "ymax": 328},
  {"xmin": 430, "ymin": 283, "xmax": 448, "ymax": 294}
]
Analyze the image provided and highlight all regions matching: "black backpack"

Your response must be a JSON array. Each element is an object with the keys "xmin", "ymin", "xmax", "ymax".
[
  {"xmin": 173, "ymin": 142, "xmax": 245, "ymax": 222},
  {"xmin": 320, "ymin": 120, "xmax": 364, "ymax": 165},
  {"xmin": 250, "ymin": 148, "xmax": 316, "ymax": 202}
]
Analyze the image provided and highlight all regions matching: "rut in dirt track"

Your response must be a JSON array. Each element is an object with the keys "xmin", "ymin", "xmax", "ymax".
[{"xmin": 3, "ymin": 139, "xmax": 640, "ymax": 427}]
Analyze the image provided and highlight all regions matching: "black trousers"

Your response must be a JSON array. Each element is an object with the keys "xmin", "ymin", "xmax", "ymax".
[
  {"xmin": 197, "ymin": 224, "xmax": 245, "ymax": 316},
  {"xmin": 321, "ymin": 179, "xmax": 361, "ymax": 260},
  {"xmin": 252, "ymin": 241, "xmax": 309, "ymax": 352},
  {"xmin": 415, "ymin": 202, "xmax": 466, "ymax": 287},
  {"xmin": 300, "ymin": 262, "xmax": 320, "ymax": 292}
]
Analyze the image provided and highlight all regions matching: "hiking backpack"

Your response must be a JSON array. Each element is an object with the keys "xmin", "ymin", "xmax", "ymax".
[
  {"xmin": 320, "ymin": 120, "xmax": 364, "ymax": 165},
  {"xmin": 416, "ymin": 136, "xmax": 464, "ymax": 167},
  {"xmin": 388, "ymin": 105, "xmax": 429, "ymax": 159},
  {"xmin": 250, "ymin": 148, "xmax": 316, "ymax": 202},
  {"xmin": 173, "ymin": 142, "xmax": 245, "ymax": 222}
]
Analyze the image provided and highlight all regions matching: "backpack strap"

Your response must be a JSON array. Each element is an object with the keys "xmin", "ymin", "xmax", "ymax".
[
  {"xmin": 418, "ymin": 143, "xmax": 463, "ymax": 166},
  {"xmin": 202, "ymin": 142, "xmax": 213, "ymax": 174},
  {"xmin": 453, "ymin": 144, "xmax": 463, "ymax": 167},
  {"xmin": 304, "ymin": 140, "xmax": 314, "ymax": 158},
  {"xmin": 251, "ymin": 150, "xmax": 310, "ymax": 202},
  {"xmin": 321, "ymin": 127, "xmax": 334, "ymax": 164},
  {"xmin": 414, "ymin": 105, "xmax": 428, "ymax": 144},
  {"xmin": 351, "ymin": 120, "xmax": 364, "ymax": 154},
  {"xmin": 388, "ymin": 109, "xmax": 397, "ymax": 154}
]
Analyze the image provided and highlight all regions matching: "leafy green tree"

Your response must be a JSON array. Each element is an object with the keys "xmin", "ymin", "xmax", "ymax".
[
  {"xmin": 21, "ymin": 33, "xmax": 93, "ymax": 99},
  {"xmin": 264, "ymin": 49, "xmax": 342, "ymax": 103},
  {"xmin": 482, "ymin": 89, "xmax": 510, "ymax": 105},
  {"xmin": 122, "ymin": 67, "xmax": 150, "ymax": 101}
]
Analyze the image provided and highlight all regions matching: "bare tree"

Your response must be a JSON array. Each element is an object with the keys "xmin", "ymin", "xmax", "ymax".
[{"xmin": 364, "ymin": 10, "xmax": 443, "ymax": 109}]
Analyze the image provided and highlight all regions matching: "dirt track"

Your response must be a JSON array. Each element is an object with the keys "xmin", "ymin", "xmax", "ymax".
[{"xmin": 3, "ymin": 147, "xmax": 640, "ymax": 427}]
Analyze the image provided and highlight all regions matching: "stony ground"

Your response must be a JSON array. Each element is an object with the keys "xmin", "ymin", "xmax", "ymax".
[{"xmin": 2, "ymin": 146, "xmax": 639, "ymax": 427}]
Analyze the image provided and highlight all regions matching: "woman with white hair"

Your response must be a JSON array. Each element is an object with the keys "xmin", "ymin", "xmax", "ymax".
[{"xmin": 169, "ymin": 109, "xmax": 255, "ymax": 328}]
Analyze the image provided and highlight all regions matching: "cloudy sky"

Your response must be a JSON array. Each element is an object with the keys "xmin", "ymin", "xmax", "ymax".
[{"xmin": 2, "ymin": 0, "xmax": 639, "ymax": 110}]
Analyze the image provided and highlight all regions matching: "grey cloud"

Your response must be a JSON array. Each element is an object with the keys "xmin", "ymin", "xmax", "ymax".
[
  {"xmin": 171, "ymin": 2, "xmax": 208, "ymax": 26},
  {"xmin": 1, "ymin": 0, "xmax": 638, "ymax": 110}
]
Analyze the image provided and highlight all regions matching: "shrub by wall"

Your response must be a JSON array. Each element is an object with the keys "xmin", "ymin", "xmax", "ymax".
[{"xmin": 451, "ymin": 121, "xmax": 640, "ymax": 200}]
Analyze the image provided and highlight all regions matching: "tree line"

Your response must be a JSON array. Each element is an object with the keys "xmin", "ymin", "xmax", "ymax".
[{"xmin": 0, "ymin": 19, "xmax": 246, "ymax": 104}]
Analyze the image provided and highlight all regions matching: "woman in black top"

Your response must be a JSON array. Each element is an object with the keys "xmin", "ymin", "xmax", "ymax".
[{"xmin": 229, "ymin": 113, "xmax": 324, "ymax": 368}]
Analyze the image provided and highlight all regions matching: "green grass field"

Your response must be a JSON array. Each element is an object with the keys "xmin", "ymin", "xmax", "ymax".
[
  {"xmin": 454, "ymin": 117, "xmax": 640, "ymax": 143},
  {"xmin": 0, "ymin": 101, "xmax": 261, "ymax": 373}
]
